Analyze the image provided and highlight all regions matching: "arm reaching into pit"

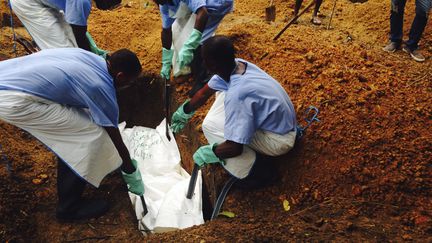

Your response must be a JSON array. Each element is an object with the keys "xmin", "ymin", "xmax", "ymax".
[
  {"xmin": 193, "ymin": 140, "xmax": 244, "ymax": 167},
  {"xmin": 171, "ymin": 84, "xmax": 215, "ymax": 133},
  {"xmin": 71, "ymin": 24, "xmax": 91, "ymax": 52},
  {"xmin": 161, "ymin": 28, "xmax": 174, "ymax": 79},
  {"xmin": 104, "ymin": 126, "xmax": 144, "ymax": 195}
]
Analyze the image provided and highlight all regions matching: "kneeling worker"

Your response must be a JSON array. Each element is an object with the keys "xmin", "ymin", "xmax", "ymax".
[
  {"xmin": 171, "ymin": 35, "xmax": 297, "ymax": 182},
  {"xmin": 0, "ymin": 48, "xmax": 144, "ymax": 220}
]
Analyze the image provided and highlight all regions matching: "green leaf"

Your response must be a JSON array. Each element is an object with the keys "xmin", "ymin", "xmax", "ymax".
[
  {"xmin": 219, "ymin": 211, "xmax": 236, "ymax": 218},
  {"xmin": 283, "ymin": 199, "xmax": 291, "ymax": 211}
]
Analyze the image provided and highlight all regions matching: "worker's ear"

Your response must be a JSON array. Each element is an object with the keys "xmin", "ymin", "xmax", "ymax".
[{"xmin": 115, "ymin": 72, "xmax": 128, "ymax": 84}]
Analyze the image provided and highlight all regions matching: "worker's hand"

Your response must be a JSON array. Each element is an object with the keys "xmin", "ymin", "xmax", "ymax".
[
  {"xmin": 121, "ymin": 159, "xmax": 144, "ymax": 196},
  {"xmin": 193, "ymin": 143, "xmax": 224, "ymax": 167},
  {"xmin": 171, "ymin": 100, "xmax": 195, "ymax": 133},
  {"xmin": 177, "ymin": 29, "xmax": 203, "ymax": 69},
  {"xmin": 86, "ymin": 32, "xmax": 109, "ymax": 59},
  {"xmin": 160, "ymin": 48, "xmax": 174, "ymax": 79}
]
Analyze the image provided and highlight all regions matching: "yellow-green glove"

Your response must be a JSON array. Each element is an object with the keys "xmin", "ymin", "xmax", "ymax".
[
  {"xmin": 161, "ymin": 47, "xmax": 174, "ymax": 79},
  {"xmin": 193, "ymin": 143, "xmax": 225, "ymax": 167},
  {"xmin": 171, "ymin": 100, "xmax": 195, "ymax": 133},
  {"xmin": 86, "ymin": 32, "xmax": 108, "ymax": 59},
  {"xmin": 121, "ymin": 159, "xmax": 144, "ymax": 196},
  {"xmin": 177, "ymin": 29, "xmax": 202, "ymax": 69}
]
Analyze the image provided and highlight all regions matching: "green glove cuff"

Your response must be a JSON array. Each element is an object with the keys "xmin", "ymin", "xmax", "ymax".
[
  {"xmin": 193, "ymin": 143, "xmax": 224, "ymax": 167},
  {"xmin": 86, "ymin": 32, "xmax": 108, "ymax": 59},
  {"xmin": 162, "ymin": 48, "xmax": 174, "ymax": 64},
  {"xmin": 121, "ymin": 159, "xmax": 144, "ymax": 196},
  {"xmin": 184, "ymin": 29, "xmax": 203, "ymax": 50},
  {"xmin": 178, "ymin": 100, "xmax": 195, "ymax": 119},
  {"xmin": 161, "ymin": 48, "xmax": 174, "ymax": 79}
]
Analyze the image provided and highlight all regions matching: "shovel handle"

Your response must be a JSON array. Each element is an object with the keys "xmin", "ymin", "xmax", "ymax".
[
  {"xmin": 140, "ymin": 195, "xmax": 148, "ymax": 216},
  {"xmin": 164, "ymin": 78, "xmax": 171, "ymax": 141},
  {"xmin": 186, "ymin": 164, "xmax": 200, "ymax": 199},
  {"xmin": 273, "ymin": 0, "xmax": 315, "ymax": 40}
]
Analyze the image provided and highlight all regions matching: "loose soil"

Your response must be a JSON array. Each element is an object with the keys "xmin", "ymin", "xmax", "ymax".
[{"xmin": 1, "ymin": 0, "xmax": 431, "ymax": 242}]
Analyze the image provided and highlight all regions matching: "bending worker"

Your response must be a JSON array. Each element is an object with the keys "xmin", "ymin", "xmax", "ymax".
[
  {"xmin": 10, "ymin": 0, "xmax": 105, "ymax": 56},
  {"xmin": 155, "ymin": 0, "xmax": 233, "ymax": 96},
  {"xmin": 171, "ymin": 36, "xmax": 297, "ymax": 183},
  {"xmin": 0, "ymin": 48, "xmax": 144, "ymax": 220}
]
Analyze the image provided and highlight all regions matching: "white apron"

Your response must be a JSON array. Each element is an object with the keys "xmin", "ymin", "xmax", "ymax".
[
  {"xmin": 10, "ymin": 0, "xmax": 78, "ymax": 49},
  {"xmin": 202, "ymin": 92, "xmax": 296, "ymax": 179},
  {"xmin": 0, "ymin": 91, "xmax": 121, "ymax": 187}
]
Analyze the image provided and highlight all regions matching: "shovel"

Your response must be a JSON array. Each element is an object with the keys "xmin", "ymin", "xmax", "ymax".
[
  {"xmin": 186, "ymin": 164, "xmax": 200, "ymax": 199},
  {"xmin": 164, "ymin": 77, "xmax": 171, "ymax": 141},
  {"xmin": 265, "ymin": 0, "xmax": 276, "ymax": 22},
  {"xmin": 273, "ymin": 0, "xmax": 315, "ymax": 40}
]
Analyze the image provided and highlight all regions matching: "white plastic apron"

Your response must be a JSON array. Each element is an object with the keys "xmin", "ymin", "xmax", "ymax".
[
  {"xmin": 10, "ymin": 0, "xmax": 78, "ymax": 49},
  {"xmin": 171, "ymin": 2, "xmax": 195, "ymax": 77},
  {"xmin": 0, "ymin": 91, "xmax": 121, "ymax": 187},
  {"xmin": 202, "ymin": 92, "xmax": 297, "ymax": 179},
  {"xmin": 202, "ymin": 92, "xmax": 256, "ymax": 179}
]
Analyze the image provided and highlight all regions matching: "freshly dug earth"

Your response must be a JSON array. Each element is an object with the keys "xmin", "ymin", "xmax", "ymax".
[{"xmin": 1, "ymin": 0, "xmax": 431, "ymax": 242}]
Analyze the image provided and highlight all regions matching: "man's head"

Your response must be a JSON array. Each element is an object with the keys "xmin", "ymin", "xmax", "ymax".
[
  {"xmin": 107, "ymin": 49, "xmax": 142, "ymax": 89},
  {"xmin": 153, "ymin": 0, "xmax": 171, "ymax": 5},
  {"xmin": 202, "ymin": 35, "xmax": 236, "ymax": 76}
]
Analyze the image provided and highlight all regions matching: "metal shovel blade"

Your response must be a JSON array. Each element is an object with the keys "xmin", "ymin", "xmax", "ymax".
[{"xmin": 265, "ymin": 5, "xmax": 276, "ymax": 22}]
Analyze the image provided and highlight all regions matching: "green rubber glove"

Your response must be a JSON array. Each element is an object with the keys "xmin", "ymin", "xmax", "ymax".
[
  {"xmin": 171, "ymin": 100, "xmax": 195, "ymax": 133},
  {"xmin": 86, "ymin": 32, "xmax": 109, "ymax": 59},
  {"xmin": 177, "ymin": 29, "xmax": 203, "ymax": 69},
  {"xmin": 193, "ymin": 143, "xmax": 224, "ymax": 167},
  {"xmin": 121, "ymin": 159, "xmax": 144, "ymax": 196},
  {"xmin": 161, "ymin": 48, "xmax": 174, "ymax": 79}
]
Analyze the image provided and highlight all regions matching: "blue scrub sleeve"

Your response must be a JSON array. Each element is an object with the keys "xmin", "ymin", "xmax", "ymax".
[
  {"xmin": 65, "ymin": 0, "xmax": 91, "ymax": 26},
  {"xmin": 160, "ymin": 4, "xmax": 176, "ymax": 29}
]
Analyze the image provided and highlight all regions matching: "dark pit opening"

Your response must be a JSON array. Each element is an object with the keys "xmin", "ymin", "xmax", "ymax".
[{"xmin": 117, "ymin": 73, "xmax": 165, "ymax": 128}]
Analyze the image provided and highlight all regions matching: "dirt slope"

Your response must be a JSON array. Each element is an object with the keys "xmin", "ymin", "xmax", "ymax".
[{"xmin": 0, "ymin": 0, "xmax": 431, "ymax": 242}]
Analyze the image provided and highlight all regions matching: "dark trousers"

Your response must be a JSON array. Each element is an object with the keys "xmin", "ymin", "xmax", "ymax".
[
  {"xmin": 294, "ymin": 0, "xmax": 324, "ymax": 16},
  {"xmin": 390, "ymin": 0, "xmax": 430, "ymax": 50},
  {"xmin": 57, "ymin": 159, "xmax": 86, "ymax": 212}
]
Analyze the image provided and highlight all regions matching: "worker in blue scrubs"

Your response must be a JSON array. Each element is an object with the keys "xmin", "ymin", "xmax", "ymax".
[
  {"xmin": 171, "ymin": 36, "xmax": 298, "ymax": 186},
  {"xmin": 0, "ymin": 48, "xmax": 144, "ymax": 220},
  {"xmin": 155, "ymin": 0, "xmax": 234, "ymax": 96},
  {"xmin": 11, "ymin": 0, "xmax": 92, "ymax": 50}
]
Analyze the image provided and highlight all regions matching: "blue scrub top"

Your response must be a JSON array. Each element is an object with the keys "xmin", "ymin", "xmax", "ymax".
[
  {"xmin": 208, "ymin": 59, "xmax": 297, "ymax": 144},
  {"xmin": 0, "ymin": 48, "xmax": 119, "ymax": 127},
  {"xmin": 42, "ymin": 0, "xmax": 91, "ymax": 26},
  {"xmin": 159, "ymin": 0, "xmax": 233, "ymax": 29}
]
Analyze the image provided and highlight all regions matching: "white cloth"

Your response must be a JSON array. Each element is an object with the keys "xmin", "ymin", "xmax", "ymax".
[
  {"xmin": 171, "ymin": 2, "xmax": 195, "ymax": 77},
  {"xmin": 10, "ymin": 0, "xmax": 78, "ymax": 49},
  {"xmin": 202, "ymin": 92, "xmax": 296, "ymax": 179},
  {"xmin": 0, "ymin": 90, "xmax": 121, "ymax": 187},
  {"xmin": 120, "ymin": 120, "xmax": 204, "ymax": 233}
]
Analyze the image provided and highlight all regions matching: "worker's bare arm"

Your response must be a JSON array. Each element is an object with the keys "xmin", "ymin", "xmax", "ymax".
[
  {"xmin": 194, "ymin": 7, "xmax": 209, "ymax": 33},
  {"xmin": 103, "ymin": 126, "xmax": 135, "ymax": 173},
  {"xmin": 161, "ymin": 27, "xmax": 173, "ymax": 50},
  {"xmin": 184, "ymin": 84, "xmax": 215, "ymax": 113},
  {"xmin": 214, "ymin": 140, "xmax": 243, "ymax": 159},
  {"xmin": 70, "ymin": 24, "xmax": 91, "ymax": 51}
]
